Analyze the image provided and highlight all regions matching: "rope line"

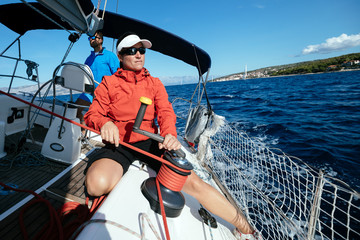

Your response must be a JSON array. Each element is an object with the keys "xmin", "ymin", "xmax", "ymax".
[
  {"xmin": 0, "ymin": 90, "xmax": 188, "ymax": 173},
  {"xmin": 70, "ymin": 219, "xmax": 143, "ymax": 240},
  {"xmin": 156, "ymin": 178, "xmax": 171, "ymax": 240},
  {"xmin": 140, "ymin": 213, "xmax": 162, "ymax": 240},
  {"xmin": 0, "ymin": 182, "xmax": 105, "ymax": 240},
  {"xmin": 157, "ymin": 164, "xmax": 188, "ymax": 192},
  {"xmin": 1, "ymin": 90, "xmax": 192, "ymax": 239}
]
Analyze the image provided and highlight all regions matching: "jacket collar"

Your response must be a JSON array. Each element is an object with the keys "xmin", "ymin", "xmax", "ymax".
[
  {"xmin": 115, "ymin": 68, "xmax": 150, "ymax": 83},
  {"xmin": 91, "ymin": 47, "xmax": 105, "ymax": 55}
]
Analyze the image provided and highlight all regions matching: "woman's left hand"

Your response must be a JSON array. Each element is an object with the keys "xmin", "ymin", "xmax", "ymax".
[{"xmin": 159, "ymin": 134, "xmax": 181, "ymax": 151}]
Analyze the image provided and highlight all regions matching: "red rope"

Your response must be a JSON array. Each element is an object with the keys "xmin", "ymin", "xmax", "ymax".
[
  {"xmin": 58, "ymin": 195, "xmax": 106, "ymax": 239},
  {"xmin": 157, "ymin": 164, "xmax": 188, "ymax": 192},
  {"xmin": 1, "ymin": 182, "xmax": 63, "ymax": 240},
  {"xmin": 0, "ymin": 182, "xmax": 106, "ymax": 240},
  {"xmin": 156, "ymin": 178, "xmax": 171, "ymax": 240},
  {"xmin": 89, "ymin": 195, "xmax": 106, "ymax": 214},
  {"xmin": 155, "ymin": 164, "xmax": 189, "ymax": 240},
  {"xmin": 0, "ymin": 90, "xmax": 189, "ymax": 174}
]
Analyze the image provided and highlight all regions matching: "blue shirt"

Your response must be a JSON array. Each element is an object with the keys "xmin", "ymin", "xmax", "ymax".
[{"xmin": 78, "ymin": 47, "xmax": 119, "ymax": 102}]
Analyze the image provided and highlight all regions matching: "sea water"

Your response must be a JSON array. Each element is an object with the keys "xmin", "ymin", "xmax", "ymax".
[
  {"xmin": 60, "ymin": 70, "xmax": 360, "ymax": 191},
  {"xmin": 166, "ymin": 70, "xmax": 360, "ymax": 192}
]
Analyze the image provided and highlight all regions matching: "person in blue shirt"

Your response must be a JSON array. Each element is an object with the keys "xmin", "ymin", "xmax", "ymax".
[{"xmin": 76, "ymin": 30, "xmax": 119, "ymax": 132}]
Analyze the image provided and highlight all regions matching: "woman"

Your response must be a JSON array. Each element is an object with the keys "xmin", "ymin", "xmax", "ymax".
[{"xmin": 84, "ymin": 32, "xmax": 260, "ymax": 239}]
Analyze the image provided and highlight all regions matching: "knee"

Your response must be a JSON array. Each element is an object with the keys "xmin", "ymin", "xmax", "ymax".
[
  {"xmin": 183, "ymin": 173, "xmax": 208, "ymax": 196},
  {"xmin": 85, "ymin": 158, "xmax": 123, "ymax": 196},
  {"xmin": 85, "ymin": 173, "xmax": 111, "ymax": 196}
]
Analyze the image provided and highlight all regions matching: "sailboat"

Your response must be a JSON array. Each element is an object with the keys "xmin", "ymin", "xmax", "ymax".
[{"xmin": 0, "ymin": 1, "xmax": 359, "ymax": 239}]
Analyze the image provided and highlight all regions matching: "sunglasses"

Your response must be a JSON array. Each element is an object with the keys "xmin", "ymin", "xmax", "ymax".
[
  {"xmin": 120, "ymin": 47, "xmax": 146, "ymax": 55},
  {"xmin": 88, "ymin": 36, "xmax": 101, "ymax": 41}
]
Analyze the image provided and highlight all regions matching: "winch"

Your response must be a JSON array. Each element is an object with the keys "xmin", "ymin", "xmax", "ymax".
[{"xmin": 133, "ymin": 97, "xmax": 193, "ymax": 217}]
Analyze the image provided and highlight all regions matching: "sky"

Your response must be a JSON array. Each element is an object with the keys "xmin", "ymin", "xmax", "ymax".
[{"xmin": 1, "ymin": 0, "xmax": 360, "ymax": 88}]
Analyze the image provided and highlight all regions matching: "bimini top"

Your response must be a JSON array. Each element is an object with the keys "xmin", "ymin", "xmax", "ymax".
[{"xmin": 0, "ymin": 2, "xmax": 211, "ymax": 75}]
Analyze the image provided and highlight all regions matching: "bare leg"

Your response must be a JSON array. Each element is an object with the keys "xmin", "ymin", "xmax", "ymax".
[
  {"xmin": 85, "ymin": 158, "xmax": 124, "ymax": 196},
  {"xmin": 86, "ymin": 160, "xmax": 254, "ymax": 233},
  {"xmin": 182, "ymin": 171, "xmax": 254, "ymax": 234}
]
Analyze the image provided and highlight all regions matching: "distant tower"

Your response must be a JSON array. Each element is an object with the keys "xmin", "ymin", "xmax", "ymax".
[{"xmin": 243, "ymin": 64, "xmax": 247, "ymax": 79}]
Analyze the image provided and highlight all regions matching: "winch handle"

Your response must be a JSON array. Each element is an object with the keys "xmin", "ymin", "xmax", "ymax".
[{"xmin": 133, "ymin": 97, "xmax": 186, "ymax": 158}]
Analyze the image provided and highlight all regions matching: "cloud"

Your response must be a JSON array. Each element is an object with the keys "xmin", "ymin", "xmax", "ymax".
[{"xmin": 302, "ymin": 33, "xmax": 360, "ymax": 55}]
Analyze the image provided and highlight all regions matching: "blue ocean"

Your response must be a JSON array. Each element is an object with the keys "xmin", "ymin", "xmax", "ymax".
[
  {"xmin": 64, "ymin": 70, "xmax": 359, "ymax": 191},
  {"xmin": 166, "ymin": 70, "xmax": 360, "ymax": 192}
]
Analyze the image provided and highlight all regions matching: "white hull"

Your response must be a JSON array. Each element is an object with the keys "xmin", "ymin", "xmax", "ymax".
[{"xmin": 78, "ymin": 145, "xmax": 235, "ymax": 240}]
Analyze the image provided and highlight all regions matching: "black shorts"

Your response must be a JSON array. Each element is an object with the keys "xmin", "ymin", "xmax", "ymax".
[{"xmin": 86, "ymin": 139, "xmax": 164, "ymax": 174}]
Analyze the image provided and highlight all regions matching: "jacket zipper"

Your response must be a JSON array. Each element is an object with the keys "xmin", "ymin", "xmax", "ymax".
[{"xmin": 134, "ymin": 72, "xmax": 138, "ymax": 84}]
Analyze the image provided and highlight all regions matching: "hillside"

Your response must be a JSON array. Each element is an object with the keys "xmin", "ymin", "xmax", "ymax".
[{"xmin": 212, "ymin": 53, "xmax": 360, "ymax": 82}]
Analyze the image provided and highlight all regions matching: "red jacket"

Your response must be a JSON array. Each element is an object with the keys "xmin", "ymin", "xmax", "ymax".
[{"xmin": 84, "ymin": 68, "xmax": 177, "ymax": 143}]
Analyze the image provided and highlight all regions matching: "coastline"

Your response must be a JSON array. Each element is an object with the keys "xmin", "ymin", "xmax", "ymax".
[
  {"xmin": 2, "ymin": 69, "xmax": 359, "ymax": 92},
  {"xmin": 211, "ymin": 68, "xmax": 360, "ymax": 83}
]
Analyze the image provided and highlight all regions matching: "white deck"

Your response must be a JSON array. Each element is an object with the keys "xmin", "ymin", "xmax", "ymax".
[{"xmin": 77, "ymin": 147, "xmax": 236, "ymax": 240}]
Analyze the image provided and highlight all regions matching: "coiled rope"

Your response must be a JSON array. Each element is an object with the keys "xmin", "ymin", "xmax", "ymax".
[{"xmin": 0, "ymin": 182, "xmax": 105, "ymax": 240}]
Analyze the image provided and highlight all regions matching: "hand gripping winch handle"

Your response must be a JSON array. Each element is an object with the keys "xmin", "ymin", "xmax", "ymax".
[{"xmin": 133, "ymin": 97, "xmax": 186, "ymax": 158}]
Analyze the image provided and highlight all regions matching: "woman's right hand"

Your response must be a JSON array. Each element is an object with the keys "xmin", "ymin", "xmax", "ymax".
[{"xmin": 101, "ymin": 121, "xmax": 120, "ymax": 147}]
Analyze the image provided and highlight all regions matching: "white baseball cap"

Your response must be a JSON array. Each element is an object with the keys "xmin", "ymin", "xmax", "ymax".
[{"xmin": 117, "ymin": 34, "xmax": 152, "ymax": 53}]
